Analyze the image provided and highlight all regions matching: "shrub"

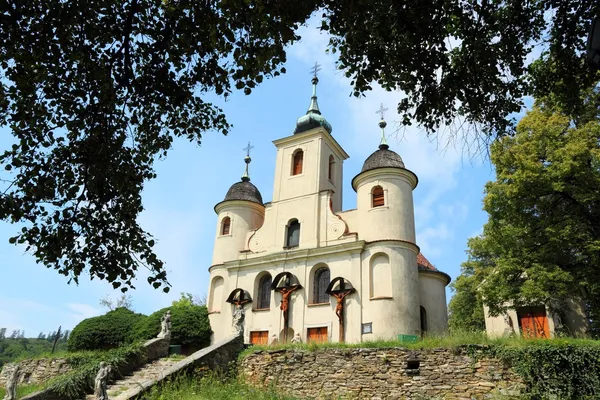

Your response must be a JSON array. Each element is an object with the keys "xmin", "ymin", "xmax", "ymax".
[
  {"xmin": 68, "ymin": 307, "xmax": 147, "ymax": 351},
  {"xmin": 132, "ymin": 304, "xmax": 212, "ymax": 349}
]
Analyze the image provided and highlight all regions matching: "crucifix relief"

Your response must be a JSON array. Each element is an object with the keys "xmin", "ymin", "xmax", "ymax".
[
  {"xmin": 326, "ymin": 277, "xmax": 356, "ymax": 343},
  {"xmin": 271, "ymin": 272, "xmax": 302, "ymax": 343}
]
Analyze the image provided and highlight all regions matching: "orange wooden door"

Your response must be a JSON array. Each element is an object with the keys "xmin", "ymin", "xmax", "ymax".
[
  {"xmin": 519, "ymin": 307, "xmax": 550, "ymax": 339},
  {"xmin": 250, "ymin": 331, "xmax": 269, "ymax": 345},
  {"xmin": 307, "ymin": 327, "xmax": 328, "ymax": 343}
]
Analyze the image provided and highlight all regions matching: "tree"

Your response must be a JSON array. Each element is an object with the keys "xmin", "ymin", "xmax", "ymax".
[
  {"xmin": 68, "ymin": 307, "xmax": 147, "ymax": 351},
  {"xmin": 0, "ymin": 328, "xmax": 6, "ymax": 340},
  {"xmin": 99, "ymin": 293, "xmax": 134, "ymax": 311},
  {"xmin": 1, "ymin": 0, "xmax": 598, "ymax": 291},
  {"xmin": 456, "ymin": 104, "xmax": 600, "ymax": 335},
  {"xmin": 448, "ymin": 237, "xmax": 488, "ymax": 332}
]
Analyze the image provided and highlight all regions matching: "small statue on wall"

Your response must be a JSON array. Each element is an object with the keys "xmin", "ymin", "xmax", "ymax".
[
  {"xmin": 270, "ymin": 334, "xmax": 279, "ymax": 345},
  {"xmin": 503, "ymin": 314, "xmax": 515, "ymax": 336},
  {"xmin": 291, "ymin": 333, "xmax": 302, "ymax": 344},
  {"xmin": 4, "ymin": 365, "xmax": 19, "ymax": 400},
  {"xmin": 157, "ymin": 310, "xmax": 172, "ymax": 339},
  {"xmin": 232, "ymin": 304, "xmax": 246, "ymax": 335},
  {"xmin": 94, "ymin": 362, "xmax": 111, "ymax": 400}
]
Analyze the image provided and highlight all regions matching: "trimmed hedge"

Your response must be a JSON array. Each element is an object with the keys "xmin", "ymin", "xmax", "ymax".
[
  {"xmin": 131, "ymin": 304, "xmax": 212, "ymax": 349},
  {"xmin": 68, "ymin": 307, "xmax": 147, "ymax": 351}
]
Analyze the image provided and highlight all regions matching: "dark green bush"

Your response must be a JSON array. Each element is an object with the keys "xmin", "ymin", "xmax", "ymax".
[
  {"xmin": 131, "ymin": 304, "xmax": 212, "ymax": 349},
  {"xmin": 68, "ymin": 308, "xmax": 147, "ymax": 351}
]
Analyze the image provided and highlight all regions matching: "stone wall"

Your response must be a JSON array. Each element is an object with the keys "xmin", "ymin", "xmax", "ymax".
[
  {"xmin": 19, "ymin": 337, "xmax": 170, "ymax": 400},
  {"xmin": 0, "ymin": 358, "xmax": 72, "ymax": 387},
  {"xmin": 240, "ymin": 346, "xmax": 525, "ymax": 399}
]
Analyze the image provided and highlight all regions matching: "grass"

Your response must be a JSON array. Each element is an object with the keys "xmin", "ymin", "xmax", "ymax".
[
  {"xmin": 143, "ymin": 374, "xmax": 297, "ymax": 400},
  {"xmin": 0, "ymin": 384, "xmax": 45, "ymax": 399},
  {"xmin": 239, "ymin": 330, "xmax": 600, "ymax": 359}
]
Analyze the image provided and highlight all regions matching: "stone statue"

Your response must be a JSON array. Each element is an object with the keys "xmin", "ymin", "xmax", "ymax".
[
  {"xmin": 291, "ymin": 333, "xmax": 302, "ymax": 344},
  {"xmin": 270, "ymin": 334, "xmax": 279, "ymax": 345},
  {"xmin": 552, "ymin": 310, "xmax": 565, "ymax": 335},
  {"xmin": 157, "ymin": 310, "xmax": 172, "ymax": 339},
  {"xmin": 93, "ymin": 362, "xmax": 111, "ymax": 400},
  {"xmin": 4, "ymin": 365, "xmax": 19, "ymax": 400},
  {"xmin": 503, "ymin": 314, "xmax": 515, "ymax": 336},
  {"xmin": 232, "ymin": 304, "xmax": 245, "ymax": 334}
]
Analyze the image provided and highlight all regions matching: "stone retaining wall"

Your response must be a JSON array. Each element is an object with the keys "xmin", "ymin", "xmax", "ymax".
[
  {"xmin": 240, "ymin": 346, "xmax": 525, "ymax": 399},
  {"xmin": 20, "ymin": 337, "xmax": 170, "ymax": 400},
  {"xmin": 0, "ymin": 358, "xmax": 72, "ymax": 387}
]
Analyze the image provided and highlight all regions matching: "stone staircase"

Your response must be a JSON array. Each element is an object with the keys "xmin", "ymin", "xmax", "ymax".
[{"xmin": 84, "ymin": 358, "xmax": 181, "ymax": 400}]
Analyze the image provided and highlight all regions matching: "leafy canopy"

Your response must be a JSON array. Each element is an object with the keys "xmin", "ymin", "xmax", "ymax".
[
  {"xmin": 1, "ymin": 0, "xmax": 598, "ymax": 290},
  {"xmin": 453, "ymin": 103, "xmax": 600, "ymax": 335}
]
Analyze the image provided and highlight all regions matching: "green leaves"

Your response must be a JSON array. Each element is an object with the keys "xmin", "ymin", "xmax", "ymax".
[{"xmin": 456, "ymin": 104, "xmax": 600, "ymax": 335}]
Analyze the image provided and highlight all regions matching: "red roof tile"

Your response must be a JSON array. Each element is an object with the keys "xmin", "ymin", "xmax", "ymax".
[{"xmin": 417, "ymin": 253, "xmax": 437, "ymax": 271}]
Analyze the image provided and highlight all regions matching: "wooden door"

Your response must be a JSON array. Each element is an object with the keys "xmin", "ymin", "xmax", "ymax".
[
  {"xmin": 307, "ymin": 327, "xmax": 328, "ymax": 343},
  {"xmin": 518, "ymin": 307, "xmax": 550, "ymax": 339},
  {"xmin": 250, "ymin": 331, "xmax": 269, "ymax": 345}
]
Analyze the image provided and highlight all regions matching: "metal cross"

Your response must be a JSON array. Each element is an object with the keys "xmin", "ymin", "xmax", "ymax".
[
  {"xmin": 243, "ymin": 141, "xmax": 254, "ymax": 157},
  {"xmin": 376, "ymin": 103, "xmax": 389, "ymax": 120},
  {"xmin": 310, "ymin": 62, "xmax": 322, "ymax": 78}
]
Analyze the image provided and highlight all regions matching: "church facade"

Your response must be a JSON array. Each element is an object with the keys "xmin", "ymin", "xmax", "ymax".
[{"xmin": 207, "ymin": 75, "xmax": 450, "ymax": 345}]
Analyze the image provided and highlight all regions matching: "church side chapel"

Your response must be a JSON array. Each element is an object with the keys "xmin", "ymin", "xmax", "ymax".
[{"xmin": 207, "ymin": 66, "xmax": 451, "ymax": 345}]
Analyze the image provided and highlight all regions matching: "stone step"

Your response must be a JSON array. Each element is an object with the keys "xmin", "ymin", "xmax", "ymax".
[{"xmin": 85, "ymin": 358, "xmax": 181, "ymax": 400}]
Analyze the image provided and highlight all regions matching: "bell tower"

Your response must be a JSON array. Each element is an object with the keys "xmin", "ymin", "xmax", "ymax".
[{"xmin": 271, "ymin": 63, "xmax": 348, "ymax": 212}]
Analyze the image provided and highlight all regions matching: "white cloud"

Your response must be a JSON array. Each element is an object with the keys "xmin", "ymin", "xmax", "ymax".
[{"xmin": 67, "ymin": 303, "xmax": 101, "ymax": 322}]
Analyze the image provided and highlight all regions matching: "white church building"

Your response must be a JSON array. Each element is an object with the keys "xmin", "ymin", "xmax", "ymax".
[{"xmin": 207, "ymin": 74, "xmax": 451, "ymax": 345}]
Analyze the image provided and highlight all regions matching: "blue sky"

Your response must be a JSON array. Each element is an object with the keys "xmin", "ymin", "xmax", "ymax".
[{"xmin": 0, "ymin": 22, "xmax": 503, "ymax": 336}]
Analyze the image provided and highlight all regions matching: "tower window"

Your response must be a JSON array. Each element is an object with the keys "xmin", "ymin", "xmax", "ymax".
[
  {"xmin": 256, "ymin": 274, "xmax": 272, "ymax": 309},
  {"xmin": 372, "ymin": 186, "xmax": 385, "ymax": 207},
  {"xmin": 313, "ymin": 267, "xmax": 330, "ymax": 304},
  {"xmin": 286, "ymin": 219, "xmax": 300, "ymax": 247},
  {"xmin": 328, "ymin": 155, "xmax": 335, "ymax": 181},
  {"xmin": 221, "ymin": 217, "xmax": 231, "ymax": 235},
  {"xmin": 292, "ymin": 150, "xmax": 303, "ymax": 175}
]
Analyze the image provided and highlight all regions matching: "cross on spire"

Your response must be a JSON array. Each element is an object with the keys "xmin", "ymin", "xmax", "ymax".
[
  {"xmin": 310, "ymin": 62, "xmax": 322, "ymax": 78},
  {"xmin": 376, "ymin": 103, "xmax": 389, "ymax": 120},
  {"xmin": 243, "ymin": 141, "xmax": 254, "ymax": 157},
  {"xmin": 242, "ymin": 142, "xmax": 254, "ymax": 181}
]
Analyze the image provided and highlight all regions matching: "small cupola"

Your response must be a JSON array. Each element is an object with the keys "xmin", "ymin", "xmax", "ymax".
[
  {"xmin": 294, "ymin": 63, "xmax": 333, "ymax": 135},
  {"xmin": 352, "ymin": 104, "xmax": 418, "ymax": 191},
  {"xmin": 216, "ymin": 143, "xmax": 263, "ymax": 210}
]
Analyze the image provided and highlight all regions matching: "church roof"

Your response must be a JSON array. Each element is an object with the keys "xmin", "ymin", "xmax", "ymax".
[
  {"xmin": 361, "ymin": 144, "xmax": 405, "ymax": 172},
  {"xmin": 223, "ymin": 180, "xmax": 263, "ymax": 205},
  {"xmin": 417, "ymin": 253, "xmax": 451, "ymax": 284},
  {"xmin": 417, "ymin": 253, "xmax": 437, "ymax": 271}
]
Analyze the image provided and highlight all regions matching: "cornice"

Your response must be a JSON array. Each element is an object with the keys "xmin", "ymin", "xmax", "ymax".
[
  {"xmin": 223, "ymin": 240, "xmax": 366, "ymax": 270},
  {"xmin": 365, "ymin": 239, "xmax": 420, "ymax": 254},
  {"xmin": 351, "ymin": 167, "xmax": 418, "ymax": 192},
  {"xmin": 418, "ymin": 267, "xmax": 452, "ymax": 286},
  {"xmin": 214, "ymin": 199, "xmax": 266, "ymax": 215}
]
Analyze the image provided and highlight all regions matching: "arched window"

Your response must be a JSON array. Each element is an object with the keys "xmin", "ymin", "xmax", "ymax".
[
  {"xmin": 313, "ymin": 267, "xmax": 330, "ymax": 304},
  {"xmin": 292, "ymin": 150, "xmax": 303, "ymax": 175},
  {"xmin": 221, "ymin": 217, "xmax": 231, "ymax": 235},
  {"xmin": 286, "ymin": 219, "xmax": 300, "ymax": 247},
  {"xmin": 420, "ymin": 306, "xmax": 428, "ymax": 334},
  {"xmin": 372, "ymin": 186, "xmax": 384, "ymax": 207},
  {"xmin": 208, "ymin": 276, "xmax": 224, "ymax": 312},
  {"xmin": 256, "ymin": 274, "xmax": 272, "ymax": 309},
  {"xmin": 328, "ymin": 155, "xmax": 335, "ymax": 181},
  {"xmin": 370, "ymin": 253, "xmax": 392, "ymax": 298}
]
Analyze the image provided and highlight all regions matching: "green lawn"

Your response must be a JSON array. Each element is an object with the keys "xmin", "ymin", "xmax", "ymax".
[
  {"xmin": 0, "ymin": 384, "xmax": 44, "ymax": 399},
  {"xmin": 143, "ymin": 375, "xmax": 297, "ymax": 400}
]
